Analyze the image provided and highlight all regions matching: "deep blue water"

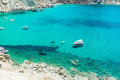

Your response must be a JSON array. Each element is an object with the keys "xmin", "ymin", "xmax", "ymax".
[{"xmin": 0, "ymin": 4, "xmax": 120, "ymax": 79}]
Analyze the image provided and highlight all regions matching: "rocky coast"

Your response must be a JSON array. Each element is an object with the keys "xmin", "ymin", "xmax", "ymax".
[
  {"xmin": 0, "ymin": 0, "xmax": 120, "ymax": 13},
  {"xmin": 0, "ymin": 0, "xmax": 54, "ymax": 13},
  {"xmin": 0, "ymin": 52, "xmax": 117, "ymax": 80}
]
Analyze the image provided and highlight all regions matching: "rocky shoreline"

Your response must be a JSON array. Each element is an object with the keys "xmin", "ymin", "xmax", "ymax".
[
  {"xmin": 0, "ymin": 0, "xmax": 120, "ymax": 13},
  {"xmin": 0, "ymin": 0, "xmax": 54, "ymax": 13},
  {"xmin": 0, "ymin": 52, "xmax": 117, "ymax": 80}
]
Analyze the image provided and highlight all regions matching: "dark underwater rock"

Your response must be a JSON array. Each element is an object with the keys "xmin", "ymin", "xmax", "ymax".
[
  {"xmin": 39, "ymin": 52, "xmax": 47, "ymax": 55},
  {"xmin": 51, "ymin": 41, "xmax": 55, "ymax": 43},
  {"xmin": 31, "ymin": 9, "xmax": 38, "ymax": 12}
]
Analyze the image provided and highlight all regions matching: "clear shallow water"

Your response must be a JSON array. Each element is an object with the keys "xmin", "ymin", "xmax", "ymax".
[{"xmin": 0, "ymin": 4, "xmax": 120, "ymax": 79}]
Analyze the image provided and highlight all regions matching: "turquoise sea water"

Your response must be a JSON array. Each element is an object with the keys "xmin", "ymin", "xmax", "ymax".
[{"xmin": 0, "ymin": 4, "xmax": 120, "ymax": 79}]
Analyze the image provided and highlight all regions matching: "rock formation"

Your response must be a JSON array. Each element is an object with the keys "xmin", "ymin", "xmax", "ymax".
[
  {"xmin": 0, "ymin": 0, "xmax": 53, "ymax": 12},
  {"xmin": 0, "ymin": 51, "xmax": 117, "ymax": 80},
  {"xmin": 54, "ymin": 0, "xmax": 120, "ymax": 4},
  {"xmin": 0, "ymin": 0, "xmax": 120, "ymax": 12}
]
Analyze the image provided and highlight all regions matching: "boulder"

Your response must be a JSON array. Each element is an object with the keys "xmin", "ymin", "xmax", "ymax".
[
  {"xmin": 41, "ymin": 63, "xmax": 47, "ymax": 68},
  {"xmin": 2, "ymin": 59, "xmax": 6, "ymax": 62},
  {"xmin": 71, "ymin": 60, "xmax": 79, "ymax": 67},
  {"xmin": 4, "ymin": 54, "xmax": 10, "ymax": 59},
  {"xmin": 74, "ymin": 59, "xmax": 79, "ymax": 63},
  {"xmin": 1, "ymin": 0, "xmax": 9, "ymax": 4},
  {"xmin": 58, "ymin": 69, "xmax": 64, "ymax": 75},
  {"xmin": 39, "ymin": 53, "xmax": 46, "ymax": 56},
  {"xmin": 0, "ymin": 53, "xmax": 4, "ymax": 56},
  {"xmin": 104, "ymin": 76, "xmax": 117, "ymax": 80},
  {"xmin": 0, "ymin": 56, "xmax": 4, "ymax": 60}
]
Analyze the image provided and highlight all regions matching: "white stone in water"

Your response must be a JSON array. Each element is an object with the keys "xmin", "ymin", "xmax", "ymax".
[{"xmin": 104, "ymin": 76, "xmax": 117, "ymax": 80}]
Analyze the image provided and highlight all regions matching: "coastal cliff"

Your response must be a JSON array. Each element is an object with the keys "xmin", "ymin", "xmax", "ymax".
[
  {"xmin": 0, "ymin": 0, "xmax": 120, "ymax": 12},
  {"xmin": 0, "ymin": 0, "xmax": 53, "ymax": 12},
  {"xmin": 54, "ymin": 0, "xmax": 120, "ymax": 4}
]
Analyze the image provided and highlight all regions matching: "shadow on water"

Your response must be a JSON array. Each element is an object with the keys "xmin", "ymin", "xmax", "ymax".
[
  {"xmin": 60, "ymin": 19, "xmax": 120, "ymax": 29},
  {"xmin": 1, "ymin": 45, "xmax": 120, "ymax": 79},
  {"xmin": 1, "ymin": 45, "xmax": 58, "ymax": 53},
  {"xmin": 39, "ymin": 18, "xmax": 120, "ymax": 29}
]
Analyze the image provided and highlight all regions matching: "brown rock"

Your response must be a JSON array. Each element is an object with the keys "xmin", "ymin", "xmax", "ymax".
[
  {"xmin": 0, "ymin": 56, "xmax": 4, "ymax": 60},
  {"xmin": 4, "ymin": 54, "xmax": 10, "ymax": 59}
]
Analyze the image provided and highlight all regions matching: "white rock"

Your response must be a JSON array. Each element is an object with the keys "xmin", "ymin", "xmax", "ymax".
[
  {"xmin": 0, "ymin": 53, "xmax": 4, "ymax": 56},
  {"xmin": 104, "ymin": 76, "xmax": 117, "ymax": 80},
  {"xmin": 41, "ymin": 63, "xmax": 47, "ymax": 68},
  {"xmin": 1, "ymin": 0, "xmax": 9, "ymax": 4}
]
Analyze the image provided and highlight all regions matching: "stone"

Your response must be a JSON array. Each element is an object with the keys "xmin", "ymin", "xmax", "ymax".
[
  {"xmin": 1, "ymin": 0, "xmax": 9, "ymax": 4},
  {"xmin": 59, "ymin": 70, "xmax": 64, "ymax": 75},
  {"xmin": 24, "ymin": 60, "xmax": 32, "ymax": 65},
  {"xmin": 0, "ymin": 56, "xmax": 4, "ymax": 60},
  {"xmin": 19, "ymin": 70, "xmax": 24, "ymax": 73},
  {"xmin": 4, "ymin": 54, "xmax": 10, "ymax": 59},
  {"xmin": 2, "ymin": 59, "xmax": 6, "ymax": 62},
  {"xmin": 0, "ymin": 53, "xmax": 4, "ymax": 56},
  {"xmin": 0, "ymin": 64, "xmax": 2, "ymax": 68},
  {"xmin": 39, "ymin": 53, "xmax": 46, "ymax": 56},
  {"xmin": 71, "ymin": 60, "xmax": 79, "ymax": 67},
  {"xmin": 75, "ymin": 59, "xmax": 79, "ymax": 63},
  {"xmin": 41, "ymin": 63, "xmax": 47, "ymax": 68},
  {"xmin": 104, "ymin": 76, "xmax": 117, "ymax": 80},
  {"xmin": 60, "ymin": 67, "xmax": 64, "ymax": 70}
]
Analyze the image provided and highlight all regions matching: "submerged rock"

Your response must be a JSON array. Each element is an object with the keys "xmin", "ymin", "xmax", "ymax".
[
  {"xmin": 71, "ymin": 60, "xmax": 80, "ymax": 67},
  {"xmin": 51, "ymin": 41, "xmax": 55, "ymax": 43},
  {"xmin": 39, "ymin": 52, "xmax": 47, "ymax": 55},
  {"xmin": 104, "ymin": 76, "xmax": 117, "ymax": 80}
]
